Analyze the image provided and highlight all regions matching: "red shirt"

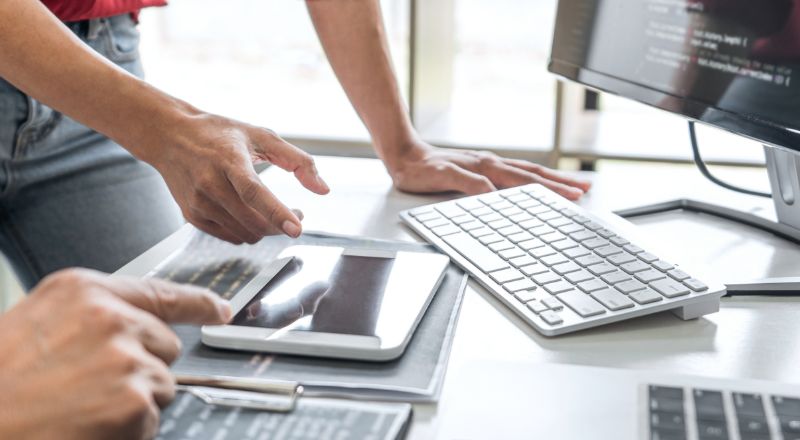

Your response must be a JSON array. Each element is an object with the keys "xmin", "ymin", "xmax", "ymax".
[{"xmin": 42, "ymin": 0, "xmax": 167, "ymax": 22}]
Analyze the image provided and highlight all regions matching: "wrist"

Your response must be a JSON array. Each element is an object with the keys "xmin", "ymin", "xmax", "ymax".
[{"xmin": 377, "ymin": 136, "xmax": 431, "ymax": 175}]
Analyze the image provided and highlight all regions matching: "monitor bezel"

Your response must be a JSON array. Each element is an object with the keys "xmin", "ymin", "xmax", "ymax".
[{"xmin": 548, "ymin": 59, "xmax": 800, "ymax": 154}]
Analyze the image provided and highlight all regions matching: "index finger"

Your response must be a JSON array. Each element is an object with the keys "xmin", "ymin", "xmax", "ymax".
[
  {"xmin": 253, "ymin": 129, "xmax": 330, "ymax": 195},
  {"xmin": 100, "ymin": 275, "xmax": 232, "ymax": 325}
]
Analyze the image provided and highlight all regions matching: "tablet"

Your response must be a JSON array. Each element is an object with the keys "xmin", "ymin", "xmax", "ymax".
[{"xmin": 201, "ymin": 245, "xmax": 449, "ymax": 361}]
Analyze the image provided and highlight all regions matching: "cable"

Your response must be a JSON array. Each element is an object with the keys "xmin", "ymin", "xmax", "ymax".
[{"xmin": 689, "ymin": 121, "xmax": 772, "ymax": 199}]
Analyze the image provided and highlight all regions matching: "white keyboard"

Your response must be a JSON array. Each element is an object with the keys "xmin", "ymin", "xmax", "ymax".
[{"xmin": 400, "ymin": 184, "xmax": 726, "ymax": 336}]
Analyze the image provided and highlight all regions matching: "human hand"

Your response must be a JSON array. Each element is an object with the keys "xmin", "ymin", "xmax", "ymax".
[
  {"xmin": 138, "ymin": 111, "xmax": 330, "ymax": 244},
  {"xmin": 0, "ymin": 269, "xmax": 232, "ymax": 440},
  {"xmin": 384, "ymin": 142, "xmax": 591, "ymax": 201}
]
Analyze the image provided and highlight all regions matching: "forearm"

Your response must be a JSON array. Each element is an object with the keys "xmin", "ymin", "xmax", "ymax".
[
  {"xmin": 0, "ymin": 0, "xmax": 197, "ymax": 164},
  {"xmin": 306, "ymin": 0, "xmax": 418, "ymax": 168}
]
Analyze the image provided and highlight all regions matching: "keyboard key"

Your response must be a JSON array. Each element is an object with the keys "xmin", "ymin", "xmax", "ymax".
[
  {"xmin": 490, "ymin": 268, "xmax": 524, "ymax": 284},
  {"xmin": 596, "ymin": 228, "xmax": 616, "ymax": 239},
  {"xmin": 653, "ymin": 260, "xmax": 675, "ymax": 272},
  {"xmin": 650, "ymin": 385, "xmax": 684, "ymax": 401},
  {"xmin": 650, "ymin": 411, "xmax": 686, "ymax": 431},
  {"xmin": 635, "ymin": 269, "xmax": 668, "ymax": 284},
  {"xmin": 527, "ymin": 300, "xmax": 548, "ymax": 314},
  {"xmin": 601, "ymin": 271, "xmax": 631, "ymax": 285},
  {"xmin": 537, "ymin": 211, "xmax": 562, "ymax": 222},
  {"xmin": 532, "ymin": 271, "xmax": 561, "ymax": 285},
  {"xmin": 499, "ymin": 247, "xmax": 526, "ymax": 260},
  {"xmin": 650, "ymin": 279, "xmax": 691, "ymax": 298},
  {"xmin": 497, "ymin": 225, "xmax": 524, "ymax": 236},
  {"xmin": 490, "ymin": 200, "xmax": 514, "ymax": 211},
  {"xmin": 505, "ymin": 192, "xmax": 530, "ymax": 203},
  {"xmin": 488, "ymin": 219, "xmax": 513, "ymax": 230},
  {"xmin": 478, "ymin": 194, "xmax": 503, "ymax": 205},
  {"xmin": 668, "ymin": 268, "xmax": 691, "ymax": 281},
  {"xmin": 442, "ymin": 233, "xmax": 509, "ymax": 273},
  {"xmin": 630, "ymin": 289, "xmax": 663, "ymax": 304},
  {"xmin": 565, "ymin": 270, "xmax": 594, "ymax": 284},
  {"xmin": 526, "ymin": 205, "xmax": 551, "ymax": 216},
  {"xmin": 685, "ymin": 279, "xmax": 708, "ymax": 292},
  {"xmin": 469, "ymin": 227, "xmax": 493, "ymax": 238},
  {"xmin": 410, "ymin": 207, "xmax": 435, "ymax": 217},
  {"xmin": 544, "ymin": 281, "xmax": 574, "ymax": 295},
  {"xmin": 518, "ymin": 238, "xmax": 546, "ymax": 250},
  {"xmin": 508, "ymin": 212, "xmax": 534, "ymax": 224},
  {"xmin": 577, "ymin": 279, "xmax": 609, "ymax": 293},
  {"xmin": 649, "ymin": 386, "xmax": 685, "ymax": 414},
  {"xmin": 456, "ymin": 198, "xmax": 484, "ymax": 211},
  {"xmin": 529, "ymin": 224, "xmax": 556, "ymax": 236},
  {"xmin": 610, "ymin": 236, "xmax": 630, "ymax": 246},
  {"xmin": 415, "ymin": 212, "xmax": 441, "ymax": 222},
  {"xmin": 460, "ymin": 221, "xmax": 484, "ymax": 231},
  {"xmin": 518, "ymin": 218, "xmax": 544, "ymax": 229},
  {"xmin": 470, "ymin": 206, "xmax": 494, "ymax": 217},
  {"xmin": 608, "ymin": 252, "xmax": 637, "ymax": 265},
  {"xmin": 638, "ymin": 252, "xmax": 660, "ymax": 263},
  {"xmin": 570, "ymin": 230, "xmax": 597, "ymax": 242},
  {"xmin": 623, "ymin": 244, "xmax": 644, "ymax": 254},
  {"xmin": 489, "ymin": 240, "xmax": 515, "ymax": 252},
  {"xmin": 479, "ymin": 233, "xmax": 504, "ymax": 245},
  {"xmin": 540, "ymin": 253, "xmax": 568, "ymax": 267},
  {"xmin": 480, "ymin": 212, "xmax": 503, "ymax": 223},
  {"xmin": 509, "ymin": 255, "xmax": 536, "ymax": 268},
  {"xmin": 423, "ymin": 218, "xmax": 450, "ymax": 228},
  {"xmin": 539, "ymin": 310, "xmax": 563, "ymax": 325},
  {"xmin": 540, "ymin": 231, "xmax": 567, "ymax": 243},
  {"xmin": 436, "ymin": 204, "xmax": 467, "ymax": 218},
  {"xmin": 576, "ymin": 254, "xmax": 604, "ymax": 267},
  {"xmin": 595, "ymin": 245, "xmax": 623, "ymax": 258},
  {"xmin": 591, "ymin": 288, "xmax": 635, "ymax": 311},
  {"xmin": 514, "ymin": 289, "xmax": 538, "ymax": 303},
  {"xmin": 558, "ymin": 290, "xmax": 606, "ymax": 317},
  {"xmin": 542, "ymin": 297, "xmax": 563, "ymax": 310},
  {"xmin": 733, "ymin": 393, "xmax": 766, "ymax": 418},
  {"xmin": 563, "ymin": 246, "xmax": 591, "ymax": 259},
  {"xmin": 507, "ymin": 232, "xmax": 534, "ymax": 243},
  {"xmin": 499, "ymin": 206, "xmax": 524, "ymax": 217},
  {"xmin": 432, "ymin": 224, "xmax": 461, "ymax": 236},
  {"xmin": 503, "ymin": 279, "xmax": 536, "ymax": 293},
  {"xmin": 517, "ymin": 199, "xmax": 541, "ymax": 209},
  {"xmin": 530, "ymin": 246, "xmax": 557, "ymax": 259},
  {"xmin": 552, "ymin": 238, "xmax": 579, "ymax": 251},
  {"xmin": 583, "ymin": 237, "xmax": 609, "ymax": 249},
  {"xmin": 694, "ymin": 389, "xmax": 726, "ymax": 421},
  {"xmin": 773, "ymin": 396, "xmax": 800, "ymax": 417},
  {"xmin": 696, "ymin": 419, "xmax": 728, "ymax": 439},
  {"xmin": 547, "ymin": 216, "xmax": 573, "ymax": 228},
  {"xmin": 617, "ymin": 279, "xmax": 647, "ymax": 294},
  {"xmin": 621, "ymin": 260, "xmax": 650, "ymax": 274},
  {"xmin": 521, "ymin": 263, "xmax": 549, "ymax": 276},
  {"xmin": 587, "ymin": 262, "xmax": 617, "ymax": 276},
  {"xmin": 572, "ymin": 215, "xmax": 591, "ymax": 224},
  {"xmin": 552, "ymin": 261, "xmax": 581, "ymax": 275},
  {"xmin": 560, "ymin": 208, "xmax": 578, "ymax": 217},
  {"xmin": 451, "ymin": 214, "xmax": 476, "ymax": 225}
]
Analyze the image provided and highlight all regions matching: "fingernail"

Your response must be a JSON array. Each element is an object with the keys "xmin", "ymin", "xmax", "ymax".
[
  {"xmin": 216, "ymin": 299, "xmax": 233, "ymax": 323},
  {"xmin": 282, "ymin": 220, "xmax": 302, "ymax": 238}
]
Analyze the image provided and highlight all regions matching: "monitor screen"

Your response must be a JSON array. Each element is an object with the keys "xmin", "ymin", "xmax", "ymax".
[{"xmin": 549, "ymin": 0, "xmax": 800, "ymax": 152}]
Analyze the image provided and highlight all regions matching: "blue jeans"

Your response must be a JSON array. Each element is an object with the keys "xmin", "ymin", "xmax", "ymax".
[{"xmin": 0, "ymin": 15, "xmax": 183, "ymax": 290}]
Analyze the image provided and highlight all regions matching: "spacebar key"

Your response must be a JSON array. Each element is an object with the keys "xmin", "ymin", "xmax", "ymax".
[
  {"xmin": 558, "ymin": 290, "xmax": 606, "ymax": 317},
  {"xmin": 443, "ymin": 232, "xmax": 508, "ymax": 273}
]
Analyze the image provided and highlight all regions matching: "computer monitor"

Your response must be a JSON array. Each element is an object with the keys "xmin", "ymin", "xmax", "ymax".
[{"xmin": 548, "ymin": 0, "xmax": 800, "ymax": 249}]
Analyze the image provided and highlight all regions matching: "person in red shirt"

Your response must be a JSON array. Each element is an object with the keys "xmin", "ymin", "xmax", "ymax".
[{"xmin": 0, "ymin": 1, "xmax": 591, "ymax": 439}]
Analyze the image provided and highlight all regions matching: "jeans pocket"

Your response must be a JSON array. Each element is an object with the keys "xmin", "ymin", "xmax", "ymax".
[{"xmin": 103, "ymin": 15, "xmax": 141, "ymax": 64}]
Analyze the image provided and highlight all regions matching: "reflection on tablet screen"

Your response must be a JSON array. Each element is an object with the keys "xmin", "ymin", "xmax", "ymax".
[{"xmin": 232, "ymin": 247, "xmax": 395, "ymax": 337}]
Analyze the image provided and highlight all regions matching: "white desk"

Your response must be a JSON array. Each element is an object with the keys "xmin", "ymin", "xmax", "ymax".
[{"xmin": 120, "ymin": 156, "xmax": 800, "ymax": 439}]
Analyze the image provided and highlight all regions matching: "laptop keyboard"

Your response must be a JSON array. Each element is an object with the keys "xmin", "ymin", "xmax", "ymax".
[
  {"xmin": 400, "ymin": 184, "xmax": 726, "ymax": 336},
  {"xmin": 649, "ymin": 384, "xmax": 800, "ymax": 440}
]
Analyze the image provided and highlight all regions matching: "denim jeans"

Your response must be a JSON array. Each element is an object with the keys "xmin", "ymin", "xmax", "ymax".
[{"xmin": 0, "ymin": 14, "xmax": 183, "ymax": 290}]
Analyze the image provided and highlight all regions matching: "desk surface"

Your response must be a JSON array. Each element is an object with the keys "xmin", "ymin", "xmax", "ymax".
[{"xmin": 121, "ymin": 156, "xmax": 800, "ymax": 439}]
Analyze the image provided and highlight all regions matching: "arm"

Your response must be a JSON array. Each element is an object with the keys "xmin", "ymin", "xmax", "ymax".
[
  {"xmin": 0, "ymin": 0, "xmax": 329, "ymax": 243},
  {"xmin": 306, "ymin": 0, "xmax": 590, "ymax": 200}
]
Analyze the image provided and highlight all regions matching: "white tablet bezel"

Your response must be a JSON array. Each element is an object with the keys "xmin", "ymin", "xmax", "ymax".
[{"xmin": 201, "ymin": 246, "xmax": 449, "ymax": 361}]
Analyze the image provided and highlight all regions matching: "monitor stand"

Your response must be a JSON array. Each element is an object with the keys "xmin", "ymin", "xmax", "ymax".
[{"xmin": 614, "ymin": 145, "xmax": 800, "ymax": 295}]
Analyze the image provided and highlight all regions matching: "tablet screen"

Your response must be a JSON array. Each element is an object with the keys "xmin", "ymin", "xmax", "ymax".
[{"xmin": 230, "ymin": 246, "xmax": 445, "ymax": 340}]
